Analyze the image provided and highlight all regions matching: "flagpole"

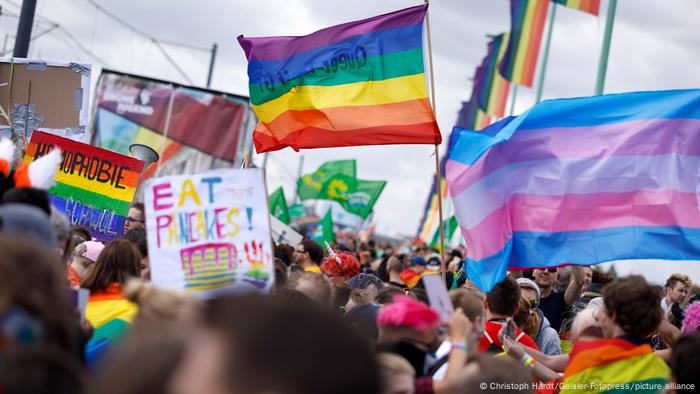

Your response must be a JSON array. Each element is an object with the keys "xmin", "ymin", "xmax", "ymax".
[
  {"xmin": 535, "ymin": 4, "xmax": 557, "ymax": 103},
  {"xmin": 595, "ymin": 0, "xmax": 617, "ymax": 95},
  {"xmin": 508, "ymin": 84, "xmax": 518, "ymax": 116},
  {"xmin": 424, "ymin": 0, "xmax": 447, "ymax": 282}
]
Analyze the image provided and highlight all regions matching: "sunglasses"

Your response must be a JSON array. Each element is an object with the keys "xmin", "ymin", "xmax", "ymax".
[
  {"xmin": 529, "ymin": 299, "xmax": 539, "ymax": 308},
  {"xmin": 543, "ymin": 268, "xmax": 557, "ymax": 273}
]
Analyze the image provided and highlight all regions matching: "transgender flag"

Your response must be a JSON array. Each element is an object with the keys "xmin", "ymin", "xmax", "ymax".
[{"xmin": 446, "ymin": 89, "xmax": 700, "ymax": 291}]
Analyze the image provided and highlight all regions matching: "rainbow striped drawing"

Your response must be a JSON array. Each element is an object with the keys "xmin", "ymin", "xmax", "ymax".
[
  {"xmin": 238, "ymin": 4, "xmax": 441, "ymax": 153},
  {"xmin": 447, "ymin": 89, "xmax": 700, "ymax": 291},
  {"xmin": 499, "ymin": 0, "xmax": 550, "ymax": 87},
  {"xmin": 180, "ymin": 243, "xmax": 238, "ymax": 291},
  {"xmin": 23, "ymin": 131, "xmax": 144, "ymax": 241}
]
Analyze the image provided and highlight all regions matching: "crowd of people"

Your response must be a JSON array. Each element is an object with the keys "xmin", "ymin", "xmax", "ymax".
[{"xmin": 1, "ymin": 186, "xmax": 700, "ymax": 394}]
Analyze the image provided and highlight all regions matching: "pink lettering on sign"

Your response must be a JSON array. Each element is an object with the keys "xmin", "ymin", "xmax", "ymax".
[{"xmin": 153, "ymin": 182, "xmax": 173, "ymax": 210}]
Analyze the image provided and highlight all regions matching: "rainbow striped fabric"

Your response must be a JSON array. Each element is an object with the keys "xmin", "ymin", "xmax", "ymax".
[
  {"xmin": 238, "ymin": 5, "xmax": 441, "ymax": 153},
  {"xmin": 477, "ymin": 34, "xmax": 511, "ymax": 118},
  {"xmin": 499, "ymin": 0, "xmax": 550, "ymax": 87},
  {"xmin": 559, "ymin": 338, "xmax": 669, "ymax": 394},
  {"xmin": 23, "ymin": 131, "xmax": 144, "ymax": 241},
  {"xmin": 553, "ymin": 0, "xmax": 601, "ymax": 16},
  {"xmin": 85, "ymin": 284, "xmax": 138, "ymax": 368},
  {"xmin": 446, "ymin": 89, "xmax": 700, "ymax": 291}
]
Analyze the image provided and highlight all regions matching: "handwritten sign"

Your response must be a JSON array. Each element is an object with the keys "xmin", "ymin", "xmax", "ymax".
[
  {"xmin": 144, "ymin": 168, "xmax": 274, "ymax": 295},
  {"xmin": 23, "ymin": 131, "xmax": 144, "ymax": 241}
]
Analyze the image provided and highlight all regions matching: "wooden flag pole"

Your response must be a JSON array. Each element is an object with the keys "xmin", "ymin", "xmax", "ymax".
[{"xmin": 424, "ymin": 0, "xmax": 447, "ymax": 281}]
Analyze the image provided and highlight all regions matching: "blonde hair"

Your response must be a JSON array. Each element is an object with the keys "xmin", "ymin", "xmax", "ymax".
[
  {"xmin": 124, "ymin": 278, "xmax": 202, "ymax": 328},
  {"xmin": 377, "ymin": 352, "xmax": 415, "ymax": 381},
  {"xmin": 349, "ymin": 288, "xmax": 373, "ymax": 305},
  {"xmin": 571, "ymin": 300, "xmax": 602, "ymax": 341}
]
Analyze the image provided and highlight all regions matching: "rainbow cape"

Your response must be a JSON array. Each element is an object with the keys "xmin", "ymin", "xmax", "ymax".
[
  {"xmin": 238, "ymin": 4, "xmax": 441, "ymax": 153},
  {"xmin": 447, "ymin": 89, "xmax": 700, "ymax": 291},
  {"xmin": 559, "ymin": 338, "xmax": 669, "ymax": 394},
  {"xmin": 85, "ymin": 284, "xmax": 138, "ymax": 368}
]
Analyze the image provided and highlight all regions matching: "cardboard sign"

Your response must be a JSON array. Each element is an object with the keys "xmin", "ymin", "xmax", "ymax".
[
  {"xmin": 23, "ymin": 131, "xmax": 144, "ymax": 241},
  {"xmin": 145, "ymin": 168, "xmax": 274, "ymax": 295},
  {"xmin": 422, "ymin": 274, "xmax": 454, "ymax": 323}
]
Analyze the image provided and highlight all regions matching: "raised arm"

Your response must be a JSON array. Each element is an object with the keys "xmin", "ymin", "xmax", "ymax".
[{"xmin": 564, "ymin": 266, "xmax": 585, "ymax": 306}]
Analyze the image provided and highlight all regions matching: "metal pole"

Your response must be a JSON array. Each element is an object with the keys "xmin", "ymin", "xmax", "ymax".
[
  {"xmin": 535, "ymin": 4, "xmax": 557, "ymax": 103},
  {"xmin": 13, "ymin": 0, "xmax": 37, "ymax": 58},
  {"xmin": 508, "ymin": 84, "xmax": 518, "ymax": 116},
  {"xmin": 206, "ymin": 43, "xmax": 217, "ymax": 88},
  {"xmin": 594, "ymin": 0, "xmax": 617, "ymax": 95},
  {"xmin": 292, "ymin": 155, "xmax": 304, "ymax": 203}
]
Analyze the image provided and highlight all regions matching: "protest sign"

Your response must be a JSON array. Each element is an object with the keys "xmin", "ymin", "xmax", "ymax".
[
  {"xmin": 23, "ymin": 131, "xmax": 144, "ymax": 241},
  {"xmin": 144, "ymin": 168, "xmax": 274, "ymax": 295}
]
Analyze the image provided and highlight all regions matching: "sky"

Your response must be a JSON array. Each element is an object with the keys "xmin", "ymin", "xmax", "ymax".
[{"xmin": 0, "ymin": 0, "xmax": 699, "ymax": 284}]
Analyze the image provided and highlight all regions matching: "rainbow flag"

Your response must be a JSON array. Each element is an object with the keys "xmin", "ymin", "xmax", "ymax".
[
  {"xmin": 553, "ymin": 0, "xmax": 600, "ymax": 16},
  {"xmin": 446, "ymin": 89, "xmax": 700, "ymax": 291},
  {"xmin": 238, "ymin": 5, "xmax": 441, "ymax": 153},
  {"xmin": 559, "ymin": 338, "xmax": 669, "ymax": 394},
  {"xmin": 23, "ymin": 131, "xmax": 144, "ymax": 241},
  {"xmin": 477, "ymin": 34, "xmax": 511, "ymax": 118},
  {"xmin": 499, "ymin": 0, "xmax": 550, "ymax": 87}
]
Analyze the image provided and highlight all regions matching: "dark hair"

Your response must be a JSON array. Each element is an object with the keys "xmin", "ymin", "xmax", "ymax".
[
  {"xmin": 333, "ymin": 282, "xmax": 353, "ymax": 312},
  {"xmin": 205, "ymin": 294, "xmax": 380, "ymax": 394},
  {"xmin": 123, "ymin": 228, "xmax": 148, "ymax": 258},
  {"xmin": 273, "ymin": 258, "xmax": 288, "ymax": 290},
  {"xmin": 665, "ymin": 274, "xmax": 691, "ymax": 290},
  {"xmin": 1, "ymin": 187, "xmax": 51, "ymax": 215},
  {"xmin": 375, "ymin": 287, "xmax": 405, "ymax": 305},
  {"xmin": 274, "ymin": 243, "xmax": 295, "ymax": 266},
  {"xmin": 71, "ymin": 226, "xmax": 92, "ymax": 243},
  {"xmin": 602, "ymin": 275, "xmax": 661, "ymax": 338},
  {"xmin": 348, "ymin": 273, "xmax": 383, "ymax": 291},
  {"xmin": 670, "ymin": 331, "xmax": 700, "ymax": 393},
  {"xmin": 387, "ymin": 256, "xmax": 404, "ymax": 275},
  {"xmin": 450, "ymin": 288, "xmax": 485, "ymax": 322},
  {"xmin": 591, "ymin": 269, "xmax": 613, "ymax": 285},
  {"xmin": 458, "ymin": 356, "xmax": 533, "ymax": 394},
  {"xmin": 0, "ymin": 236, "xmax": 77, "ymax": 356},
  {"xmin": 0, "ymin": 345, "xmax": 85, "ymax": 394},
  {"xmin": 131, "ymin": 202, "xmax": 145, "ymax": 213},
  {"xmin": 81, "ymin": 239, "xmax": 141, "ymax": 291},
  {"xmin": 301, "ymin": 239, "xmax": 323, "ymax": 264},
  {"xmin": 486, "ymin": 277, "xmax": 521, "ymax": 316}
]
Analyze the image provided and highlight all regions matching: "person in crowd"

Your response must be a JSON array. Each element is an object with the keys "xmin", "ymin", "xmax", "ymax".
[
  {"xmin": 681, "ymin": 301, "xmax": 700, "ymax": 335},
  {"xmin": 454, "ymin": 356, "xmax": 534, "ymax": 394},
  {"xmin": 346, "ymin": 289, "xmax": 373, "ymax": 312},
  {"xmin": 0, "ymin": 203, "xmax": 56, "ymax": 247},
  {"xmin": 376, "ymin": 286, "xmax": 415, "ymax": 304},
  {"xmin": 662, "ymin": 273, "xmax": 691, "ymax": 314},
  {"xmin": 287, "ymin": 271, "xmax": 332, "ymax": 306},
  {"xmin": 321, "ymin": 251, "xmax": 360, "ymax": 285},
  {"xmin": 516, "ymin": 278, "xmax": 561, "ymax": 355},
  {"xmin": 385, "ymin": 256, "xmax": 407, "ymax": 288},
  {"xmin": 67, "ymin": 240, "xmax": 105, "ymax": 288},
  {"xmin": 400, "ymin": 256, "xmax": 426, "ymax": 289},
  {"xmin": 376, "ymin": 295, "xmax": 473, "ymax": 393},
  {"xmin": 81, "ymin": 239, "xmax": 142, "ymax": 369},
  {"xmin": 123, "ymin": 228, "xmax": 150, "ymax": 281},
  {"xmin": 0, "ymin": 345, "xmax": 85, "ymax": 394},
  {"xmin": 557, "ymin": 276, "xmax": 670, "ymax": 392},
  {"xmin": 169, "ymin": 294, "xmax": 380, "ymax": 394},
  {"xmin": 669, "ymin": 330, "xmax": 700, "ymax": 394},
  {"xmin": 50, "ymin": 207, "xmax": 72, "ymax": 262},
  {"xmin": 348, "ymin": 272, "xmax": 384, "ymax": 298},
  {"xmin": 273, "ymin": 243, "xmax": 295, "ymax": 266},
  {"xmin": 71, "ymin": 226, "xmax": 93, "ymax": 243},
  {"xmin": 123, "ymin": 278, "xmax": 202, "ymax": 332},
  {"xmin": 1, "ymin": 187, "xmax": 51, "ymax": 215},
  {"xmin": 292, "ymin": 239, "xmax": 324, "ymax": 273},
  {"xmin": 377, "ymin": 352, "xmax": 416, "ymax": 394},
  {"xmin": 532, "ymin": 266, "xmax": 585, "ymax": 332},
  {"xmin": 273, "ymin": 258, "xmax": 288, "ymax": 290},
  {"xmin": 514, "ymin": 297, "xmax": 561, "ymax": 356},
  {"xmin": 124, "ymin": 202, "xmax": 146, "ymax": 234},
  {"xmin": 479, "ymin": 276, "xmax": 540, "ymax": 353}
]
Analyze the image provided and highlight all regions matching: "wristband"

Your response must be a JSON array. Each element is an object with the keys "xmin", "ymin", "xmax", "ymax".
[
  {"xmin": 519, "ymin": 353, "xmax": 529, "ymax": 365},
  {"xmin": 523, "ymin": 356, "xmax": 536, "ymax": 369},
  {"xmin": 451, "ymin": 342, "xmax": 468, "ymax": 353}
]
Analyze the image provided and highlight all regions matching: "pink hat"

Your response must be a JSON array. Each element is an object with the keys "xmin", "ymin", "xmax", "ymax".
[
  {"xmin": 378, "ymin": 295, "xmax": 440, "ymax": 332},
  {"xmin": 81, "ymin": 240, "xmax": 105, "ymax": 263}
]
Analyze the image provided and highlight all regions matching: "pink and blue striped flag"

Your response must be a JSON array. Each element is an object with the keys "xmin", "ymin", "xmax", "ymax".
[{"xmin": 446, "ymin": 89, "xmax": 700, "ymax": 291}]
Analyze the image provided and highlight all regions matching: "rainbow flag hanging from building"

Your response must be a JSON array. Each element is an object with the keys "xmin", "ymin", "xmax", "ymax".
[
  {"xmin": 23, "ymin": 131, "xmax": 144, "ymax": 241},
  {"xmin": 447, "ymin": 89, "xmax": 700, "ymax": 291},
  {"xmin": 477, "ymin": 34, "xmax": 511, "ymax": 118},
  {"xmin": 238, "ymin": 5, "xmax": 441, "ymax": 153},
  {"xmin": 499, "ymin": 0, "xmax": 550, "ymax": 87},
  {"xmin": 553, "ymin": 0, "xmax": 600, "ymax": 16}
]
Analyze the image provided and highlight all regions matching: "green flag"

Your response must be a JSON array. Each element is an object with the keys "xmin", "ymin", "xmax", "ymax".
[
  {"xmin": 430, "ymin": 216, "xmax": 459, "ymax": 249},
  {"xmin": 289, "ymin": 203, "xmax": 305, "ymax": 218},
  {"xmin": 312, "ymin": 209, "xmax": 334, "ymax": 244},
  {"xmin": 268, "ymin": 187, "xmax": 290, "ymax": 224},
  {"xmin": 319, "ymin": 174, "xmax": 386, "ymax": 219},
  {"xmin": 297, "ymin": 160, "xmax": 356, "ymax": 201}
]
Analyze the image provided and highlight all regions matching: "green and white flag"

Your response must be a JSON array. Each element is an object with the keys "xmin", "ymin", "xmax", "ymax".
[
  {"xmin": 289, "ymin": 203, "xmax": 305, "ymax": 219},
  {"xmin": 319, "ymin": 174, "xmax": 386, "ymax": 219},
  {"xmin": 297, "ymin": 160, "xmax": 356, "ymax": 201},
  {"xmin": 312, "ymin": 208, "xmax": 334, "ymax": 244},
  {"xmin": 268, "ymin": 187, "xmax": 290, "ymax": 224},
  {"xmin": 430, "ymin": 216, "xmax": 459, "ymax": 250}
]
